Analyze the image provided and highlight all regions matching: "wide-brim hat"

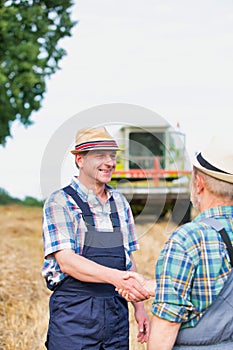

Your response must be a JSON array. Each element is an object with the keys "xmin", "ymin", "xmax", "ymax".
[
  {"xmin": 193, "ymin": 134, "xmax": 233, "ymax": 184},
  {"xmin": 71, "ymin": 126, "xmax": 121, "ymax": 154}
]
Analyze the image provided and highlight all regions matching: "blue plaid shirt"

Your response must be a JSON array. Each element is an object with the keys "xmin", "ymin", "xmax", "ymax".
[
  {"xmin": 152, "ymin": 206, "xmax": 233, "ymax": 329},
  {"xmin": 42, "ymin": 177, "xmax": 139, "ymax": 288}
]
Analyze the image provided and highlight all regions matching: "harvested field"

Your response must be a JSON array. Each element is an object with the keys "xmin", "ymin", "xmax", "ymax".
[{"xmin": 0, "ymin": 205, "xmax": 183, "ymax": 350}]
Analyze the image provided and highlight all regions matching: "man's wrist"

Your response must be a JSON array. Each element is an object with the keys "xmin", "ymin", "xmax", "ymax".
[
  {"xmin": 131, "ymin": 300, "xmax": 145, "ymax": 309},
  {"xmin": 145, "ymin": 279, "xmax": 156, "ymax": 296}
]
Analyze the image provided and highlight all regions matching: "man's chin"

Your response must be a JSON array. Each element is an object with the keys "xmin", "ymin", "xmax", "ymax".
[{"xmin": 97, "ymin": 176, "xmax": 112, "ymax": 184}]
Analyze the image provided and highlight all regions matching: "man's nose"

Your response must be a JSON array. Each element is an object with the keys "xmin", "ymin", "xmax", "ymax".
[{"xmin": 105, "ymin": 155, "xmax": 116, "ymax": 164}]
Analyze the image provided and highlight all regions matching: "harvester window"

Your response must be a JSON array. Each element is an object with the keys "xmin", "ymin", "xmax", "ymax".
[{"xmin": 129, "ymin": 132, "xmax": 165, "ymax": 169}]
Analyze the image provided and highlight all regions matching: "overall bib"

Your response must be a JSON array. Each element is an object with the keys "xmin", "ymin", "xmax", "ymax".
[
  {"xmin": 46, "ymin": 186, "xmax": 129, "ymax": 350},
  {"xmin": 173, "ymin": 218, "xmax": 233, "ymax": 349}
]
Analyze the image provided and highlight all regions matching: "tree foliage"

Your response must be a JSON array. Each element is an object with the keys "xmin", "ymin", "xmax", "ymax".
[
  {"xmin": 0, "ymin": 0, "xmax": 77, "ymax": 145},
  {"xmin": 0, "ymin": 187, "xmax": 44, "ymax": 206}
]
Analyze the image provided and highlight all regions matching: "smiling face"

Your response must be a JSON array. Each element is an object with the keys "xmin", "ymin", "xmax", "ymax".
[{"xmin": 75, "ymin": 150, "xmax": 117, "ymax": 189}]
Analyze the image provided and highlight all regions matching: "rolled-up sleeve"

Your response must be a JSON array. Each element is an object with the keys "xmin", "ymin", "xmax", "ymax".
[{"xmin": 152, "ymin": 239, "xmax": 195, "ymax": 323}]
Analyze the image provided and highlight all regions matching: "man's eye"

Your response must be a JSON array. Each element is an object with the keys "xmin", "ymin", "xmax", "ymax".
[{"xmin": 97, "ymin": 154, "xmax": 104, "ymax": 158}]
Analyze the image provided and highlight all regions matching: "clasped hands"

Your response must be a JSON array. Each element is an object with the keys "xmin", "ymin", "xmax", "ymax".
[{"xmin": 116, "ymin": 271, "xmax": 155, "ymax": 302}]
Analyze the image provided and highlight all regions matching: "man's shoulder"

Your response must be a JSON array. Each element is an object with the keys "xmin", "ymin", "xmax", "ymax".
[
  {"xmin": 43, "ymin": 187, "xmax": 69, "ymax": 207},
  {"xmin": 170, "ymin": 221, "xmax": 207, "ymax": 246}
]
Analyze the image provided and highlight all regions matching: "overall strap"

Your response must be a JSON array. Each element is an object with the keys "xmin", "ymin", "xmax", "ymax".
[
  {"xmin": 109, "ymin": 195, "xmax": 120, "ymax": 228},
  {"xmin": 63, "ymin": 185, "xmax": 94, "ymax": 227},
  {"xmin": 63, "ymin": 185, "xmax": 120, "ymax": 231},
  {"xmin": 201, "ymin": 217, "xmax": 233, "ymax": 266}
]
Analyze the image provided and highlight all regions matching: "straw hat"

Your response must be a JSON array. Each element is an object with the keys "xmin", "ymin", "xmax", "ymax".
[
  {"xmin": 70, "ymin": 126, "xmax": 121, "ymax": 154},
  {"xmin": 193, "ymin": 135, "xmax": 233, "ymax": 184}
]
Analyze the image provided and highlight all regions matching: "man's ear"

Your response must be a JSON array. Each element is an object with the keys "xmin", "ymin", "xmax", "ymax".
[
  {"xmin": 75, "ymin": 153, "xmax": 84, "ymax": 168},
  {"xmin": 196, "ymin": 173, "xmax": 205, "ymax": 194}
]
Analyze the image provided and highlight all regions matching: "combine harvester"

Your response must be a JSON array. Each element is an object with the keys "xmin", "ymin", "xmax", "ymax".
[{"xmin": 110, "ymin": 117, "xmax": 192, "ymax": 225}]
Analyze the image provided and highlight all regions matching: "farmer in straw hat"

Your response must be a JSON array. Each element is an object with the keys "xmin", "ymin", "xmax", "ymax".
[
  {"xmin": 42, "ymin": 126, "xmax": 150, "ymax": 349},
  {"xmin": 118, "ymin": 134, "xmax": 233, "ymax": 350}
]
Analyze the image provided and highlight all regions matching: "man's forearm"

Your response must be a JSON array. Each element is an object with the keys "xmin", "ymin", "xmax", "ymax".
[
  {"xmin": 55, "ymin": 248, "xmax": 117, "ymax": 283},
  {"xmin": 54, "ymin": 249, "xmax": 150, "ymax": 300},
  {"xmin": 147, "ymin": 315, "xmax": 181, "ymax": 350}
]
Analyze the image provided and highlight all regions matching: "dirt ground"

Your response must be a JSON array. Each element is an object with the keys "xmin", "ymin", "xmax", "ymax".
[{"xmin": 0, "ymin": 205, "xmax": 182, "ymax": 350}]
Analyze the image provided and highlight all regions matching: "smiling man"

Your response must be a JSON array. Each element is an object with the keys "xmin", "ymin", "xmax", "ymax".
[{"xmin": 42, "ymin": 126, "xmax": 150, "ymax": 350}]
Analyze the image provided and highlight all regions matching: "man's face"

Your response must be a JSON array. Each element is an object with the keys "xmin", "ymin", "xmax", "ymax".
[{"xmin": 77, "ymin": 150, "xmax": 117, "ymax": 186}]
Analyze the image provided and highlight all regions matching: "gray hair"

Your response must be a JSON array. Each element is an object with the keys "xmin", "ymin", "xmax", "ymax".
[{"xmin": 194, "ymin": 166, "xmax": 233, "ymax": 201}]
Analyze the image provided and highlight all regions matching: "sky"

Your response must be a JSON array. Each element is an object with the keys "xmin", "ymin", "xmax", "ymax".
[{"xmin": 1, "ymin": 0, "xmax": 233, "ymax": 200}]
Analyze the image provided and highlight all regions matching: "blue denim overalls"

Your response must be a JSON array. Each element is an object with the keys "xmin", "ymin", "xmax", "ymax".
[
  {"xmin": 173, "ymin": 218, "xmax": 233, "ymax": 349},
  {"xmin": 45, "ymin": 186, "xmax": 129, "ymax": 350}
]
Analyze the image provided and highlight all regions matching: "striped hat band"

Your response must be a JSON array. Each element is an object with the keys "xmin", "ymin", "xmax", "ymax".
[{"xmin": 74, "ymin": 140, "xmax": 119, "ymax": 152}]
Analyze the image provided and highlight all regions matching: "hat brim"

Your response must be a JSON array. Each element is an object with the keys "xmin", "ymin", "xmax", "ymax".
[{"xmin": 193, "ymin": 157, "xmax": 233, "ymax": 184}]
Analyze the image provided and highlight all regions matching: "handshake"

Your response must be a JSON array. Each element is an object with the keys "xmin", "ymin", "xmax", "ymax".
[{"xmin": 116, "ymin": 271, "xmax": 156, "ymax": 302}]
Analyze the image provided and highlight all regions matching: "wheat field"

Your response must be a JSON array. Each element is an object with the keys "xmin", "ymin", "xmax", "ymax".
[{"xmin": 0, "ymin": 205, "xmax": 180, "ymax": 350}]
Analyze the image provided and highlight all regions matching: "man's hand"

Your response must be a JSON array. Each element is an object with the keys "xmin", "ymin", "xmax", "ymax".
[
  {"xmin": 133, "ymin": 302, "xmax": 150, "ymax": 344},
  {"xmin": 116, "ymin": 271, "xmax": 156, "ymax": 301},
  {"xmin": 114, "ymin": 270, "xmax": 150, "ymax": 302}
]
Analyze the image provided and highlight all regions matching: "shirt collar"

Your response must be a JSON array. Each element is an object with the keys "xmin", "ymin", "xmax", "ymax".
[
  {"xmin": 194, "ymin": 206, "xmax": 233, "ymax": 223},
  {"xmin": 70, "ymin": 176, "xmax": 113, "ymax": 203}
]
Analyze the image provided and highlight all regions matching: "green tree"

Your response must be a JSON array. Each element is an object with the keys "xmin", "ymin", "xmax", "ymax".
[
  {"xmin": 0, "ymin": 187, "xmax": 21, "ymax": 204},
  {"xmin": 0, "ymin": 0, "xmax": 77, "ymax": 145},
  {"xmin": 22, "ymin": 195, "xmax": 44, "ymax": 207}
]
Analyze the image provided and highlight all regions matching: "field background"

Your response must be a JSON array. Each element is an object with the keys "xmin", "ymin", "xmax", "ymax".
[{"xmin": 0, "ymin": 205, "xmax": 184, "ymax": 350}]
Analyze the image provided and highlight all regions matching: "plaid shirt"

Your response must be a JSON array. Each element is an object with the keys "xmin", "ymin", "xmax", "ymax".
[
  {"xmin": 152, "ymin": 206, "xmax": 233, "ymax": 329},
  {"xmin": 42, "ymin": 177, "xmax": 139, "ymax": 288}
]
